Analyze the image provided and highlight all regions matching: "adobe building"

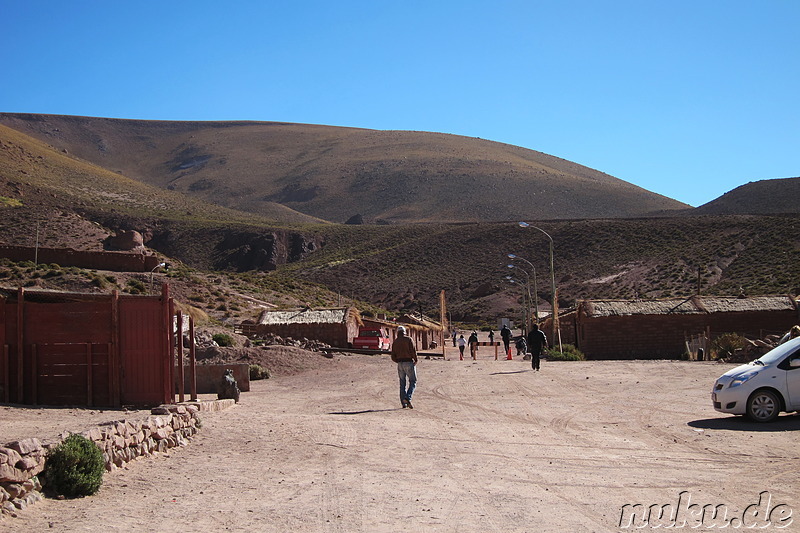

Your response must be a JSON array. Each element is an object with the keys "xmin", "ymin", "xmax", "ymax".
[
  {"xmin": 571, "ymin": 295, "xmax": 799, "ymax": 360},
  {"xmin": 243, "ymin": 307, "xmax": 362, "ymax": 348}
]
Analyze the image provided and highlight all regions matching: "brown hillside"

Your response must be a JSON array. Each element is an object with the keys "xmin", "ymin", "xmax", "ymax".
[
  {"xmin": 0, "ymin": 113, "xmax": 688, "ymax": 223},
  {"xmin": 693, "ymin": 176, "xmax": 800, "ymax": 215}
]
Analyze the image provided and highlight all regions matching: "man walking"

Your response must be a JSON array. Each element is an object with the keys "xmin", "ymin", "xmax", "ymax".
[
  {"xmin": 526, "ymin": 323, "xmax": 548, "ymax": 371},
  {"xmin": 468, "ymin": 331, "xmax": 479, "ymax": 360},
  {"xmin": 500, "ymin": 324, "xmax": 512, "ymax": 356},
  {"xmin": 391, "ymin": 326, "xmax": 418, "ymax": 408}
]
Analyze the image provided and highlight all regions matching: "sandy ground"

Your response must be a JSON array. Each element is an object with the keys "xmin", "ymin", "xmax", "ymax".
[{"xmin": 5, "ymin": 344, "xmax": 800, "ymax": 532}]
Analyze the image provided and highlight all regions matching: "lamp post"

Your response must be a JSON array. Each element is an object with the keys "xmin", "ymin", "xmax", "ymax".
[
  {"xmin": 150, "ymin": 262, "xmax": 167, "ymax": 295},
  {"xmin": 504, "ymin": 275, "xmax": 527, "ymax": 330},
  {"xmin": 507, "ymin": 253, "xmax": 539, "ymax": 323},
  {"xmin": 507, "ymin": 264, "xmax": 532, "ymax": 331},
  {"xmin": 517, "ymin": 222, "xmax": 561, "ymax": 352}
]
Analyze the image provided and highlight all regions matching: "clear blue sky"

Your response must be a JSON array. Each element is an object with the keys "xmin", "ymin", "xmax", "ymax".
[{"xmin": 3, "ymin": 1, "xmax": 798, "ymax": 207}]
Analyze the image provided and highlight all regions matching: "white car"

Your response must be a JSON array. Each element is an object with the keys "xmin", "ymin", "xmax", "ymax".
[{"xmin": 712, "ymin": 336, "xmax": 800, "ymax": 422}]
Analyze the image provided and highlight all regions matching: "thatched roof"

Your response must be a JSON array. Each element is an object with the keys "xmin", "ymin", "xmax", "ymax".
[
  {"xmin": 256, "ymin": 307, "xmax": 361, "ymax": 326},
  {"xmin": 401, "ymin": 312, "xmax": 444, "ymax": 331},
  {"xmin": 581, "ymin": 295, "xmax": 797, "ymax": 318}
]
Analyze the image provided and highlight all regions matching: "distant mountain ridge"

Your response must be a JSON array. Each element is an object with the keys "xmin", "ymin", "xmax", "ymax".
[{"xmin": 0, "ymin": 113, "xmax": 689, "ymax": 223}]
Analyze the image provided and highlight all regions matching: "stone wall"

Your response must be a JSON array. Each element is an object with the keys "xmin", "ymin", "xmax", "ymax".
[{"xmin": 0, "ymin": 404, "xmax": 201, "ymax": 518}]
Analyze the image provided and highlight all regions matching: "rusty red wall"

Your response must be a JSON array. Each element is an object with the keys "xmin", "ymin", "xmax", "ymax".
[{"xmin": 0, "ymin": 288, "xmax": 175, "ymax": 407}]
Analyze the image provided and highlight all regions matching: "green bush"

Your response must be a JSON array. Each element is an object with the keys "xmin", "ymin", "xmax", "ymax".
[
  {"xmin": 546, "ymin": 344, "xmax": 586, "ymax": 361},
  {"xmin": 125, "ymin": 279, "xmax": 147, "ymax": 294},
  {"xmin": 213, "ymin": 333, "xmax": 234, "ymax": 347},
  {"xmin": 711, "ymin": 333, "xmax": 747, "ymax": 360},
  {"xmin": 45, "ymin": 434, "xmax": 105, "ymax": 498},
  {"xmin": 250, "ymin": 364, "xmax": 271, "ymax": 380}
]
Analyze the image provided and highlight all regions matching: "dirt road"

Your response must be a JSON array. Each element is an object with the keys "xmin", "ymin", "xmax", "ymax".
[{"xmin": 9, "ymin": 349, "xmax": 800, "ymax": 532}]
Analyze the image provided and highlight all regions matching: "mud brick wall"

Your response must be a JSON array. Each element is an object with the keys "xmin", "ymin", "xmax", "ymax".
[
  {"xmin": 0, "ymin": 245, "xmax": 162, "ymax": 272},
  {"xmin": 577, "ymin": 310, "xmax": 798, "ymax": 360},
  {"xmin": 0, "ymin": 405, "xmax": 200, "ymax": 518}
]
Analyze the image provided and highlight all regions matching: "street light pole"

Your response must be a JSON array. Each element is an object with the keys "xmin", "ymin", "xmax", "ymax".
[
  {"xmin": 507, "ymin": 264, "xmax": 531, "ymax": 332},
  {"xmin": 507, "ymin": 253, "xmax": 539, "ymax": 323},
  {"xmin": 518, "ymin": 222, "xmax": 561, "ymax": 352},
  {"xmin": 150, "ymin": 262, "xmax": 167, "ymax": 295},
  {"xmin": 504, "ymin": 275, "xmax": 527, "ymax": 330}
]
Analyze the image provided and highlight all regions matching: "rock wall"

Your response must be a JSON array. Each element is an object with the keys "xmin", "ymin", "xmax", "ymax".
[{"xmin": 0, "ymin": 404, "xmax": 201, "ymax": 518}]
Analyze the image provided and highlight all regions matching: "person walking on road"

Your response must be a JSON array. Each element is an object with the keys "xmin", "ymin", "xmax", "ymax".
[
  {"xmin": 500, "ymin": 324, "xmax": 512, "ymax": 355},
  {"xmin": 526, "ymin": 323, "xmax": 548, "ymax": 371},
  {"xmin": 488, "ymin": 330, "xmax": 495, "ymax": 344},
  {"xmin": 468, "ymin": 331, "xmax": 479, "ymax": 360},
  {"xmin": 391, "ymin": 326, "xmax": 418, "ymax": 408},
  {"xmin": 457, "ymin": 334, "xmax": 467, "ymax": 360}
]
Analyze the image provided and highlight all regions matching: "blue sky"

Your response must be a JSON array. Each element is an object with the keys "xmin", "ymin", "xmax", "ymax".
[{"xmin": 2, "ymin": 1, "xmax": 798, "ymax": 207}]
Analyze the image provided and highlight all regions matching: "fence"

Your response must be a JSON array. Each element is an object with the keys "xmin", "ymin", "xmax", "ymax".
[{"xmin": 0, "ymin": 285, "xmax": 192, "ymax": 407}]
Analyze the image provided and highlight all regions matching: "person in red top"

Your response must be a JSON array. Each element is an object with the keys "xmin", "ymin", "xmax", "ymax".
[{"xmin": 391, "ymin": 326, "xmax": 418, "ymax": 409}]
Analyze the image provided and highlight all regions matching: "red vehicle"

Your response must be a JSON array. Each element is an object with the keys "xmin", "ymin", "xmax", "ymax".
[{"xmin": 352, "ymin": 327, "xmax": 391, "ymax": 351}]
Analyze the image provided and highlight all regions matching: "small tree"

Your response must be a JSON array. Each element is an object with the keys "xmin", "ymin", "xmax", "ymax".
[
  {"xmin": 45, "ymin": 434, "xmax": 105, "ymax": 498},
  {"xmin": 711, "ymin": 333, "xmax": 747, "ymax": 360}
]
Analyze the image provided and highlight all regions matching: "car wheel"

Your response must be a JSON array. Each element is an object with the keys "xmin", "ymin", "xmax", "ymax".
[{"xmin": 746, "ymin": 389, "xmax": 781, "ymax": 423}]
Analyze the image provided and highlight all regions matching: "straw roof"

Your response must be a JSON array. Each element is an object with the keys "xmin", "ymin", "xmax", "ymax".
[
  {"xmin": 256, "ymin": 307, "xmax": 361, "ymax": 326},
  {"xmin": 582, "ymin": 295, "xmax": 797, "ymax": 318},
  {"xmin": 401, "ymin": 312, "xmax": 444, "ymax": 331}
]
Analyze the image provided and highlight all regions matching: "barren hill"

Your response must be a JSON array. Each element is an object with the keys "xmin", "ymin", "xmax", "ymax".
[
  {"xmin": 693, "ymin": 176, "xmax": 800, "ymax": 215},
  {"xmin": 1, "ymin": 120, "xmax": 799, "ymax": 324},
  {"xmin": 0, "ymin": 113, "xmax": 688, "ymax": 223}
]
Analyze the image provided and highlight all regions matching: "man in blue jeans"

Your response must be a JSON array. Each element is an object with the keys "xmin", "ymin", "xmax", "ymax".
[{"xmin": 391, "ymin": 326, "xmax": 418, "ymax": 408}]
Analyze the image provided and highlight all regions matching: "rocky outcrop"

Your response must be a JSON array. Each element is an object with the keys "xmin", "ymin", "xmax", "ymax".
[
  {"xmin": 212, "ymin": 230, "xmax": 323, "ymax": 271},
  {"xmin": 105, "ymin": 229, "xmax": 145, "ymax": 251}
]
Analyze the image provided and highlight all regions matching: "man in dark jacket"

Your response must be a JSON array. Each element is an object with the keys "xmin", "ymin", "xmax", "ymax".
[
  {"xmin": 391, "ymin": 326, "xmax": 418, "ymax": 408},
  {"xmin": 468, "ymin": 331, "xmax": 479, "ymax": 360},
  {"xmin": 526, "ymin": 324, "xmax": 548, "ymax": 371},
  {"xmin": 500, "ymin": 324, "xmax": 512, "ymax": 355}
]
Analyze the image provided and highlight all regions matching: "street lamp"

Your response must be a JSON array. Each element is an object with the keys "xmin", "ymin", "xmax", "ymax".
[
  {"xmin": 150, "ymin": 262, "xmax": 167, "ymax": 294},
  {"xmin": 507, "ymin": 264, "xmax": 532, "ymax": 331},
  {"xmin": 507, "ymin": 253, "xmax": 539, "ymax": 322},
  {"xmin": 518, "ymin": 222, "xmax": 561, "ymax": 352},
  {"xmin": 504, "ymin": 275, "xmax": 528, "ymax": 330}
]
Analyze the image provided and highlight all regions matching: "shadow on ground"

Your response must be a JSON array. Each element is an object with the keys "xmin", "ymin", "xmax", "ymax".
[{"xmin": 688, "ymin": 414, "xmax": 800, "ymax": 432}]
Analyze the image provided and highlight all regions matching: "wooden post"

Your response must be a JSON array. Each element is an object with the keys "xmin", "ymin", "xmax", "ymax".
[
  {"xmin": 163, "ymin": 283, "xmax": 173, "ymax": 404},
  {"xmin": 0, "ymin": 295, "xmax": 6, "ymax": 403},
  {"xmin": 86, "ymin": 343, "xmax": 93, "ymax": 407},
  {"xmin": 31, "ymin": 344, "xmax": 37, "ymax": 406},
  {"xmin": 2, "ymin": 345, "xmax": 8, "ymax": 403},
  {"xmin": 16, "ymin": 287, "xmax": 24, "ymax": 403},
  {"xmin": 107, "ymin": 342, "xmax": 113, "ymax": 406},
  {"xmin": 176, "ymin": 311, "xmax": 184, "ymax": 403},
  {"xmin": 189, "ymin": 316, "xmax": 197, "ymax": 401},
  {"xmin": 110, "ymin": 291, "xmax": 121, "ymax": 407}
]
